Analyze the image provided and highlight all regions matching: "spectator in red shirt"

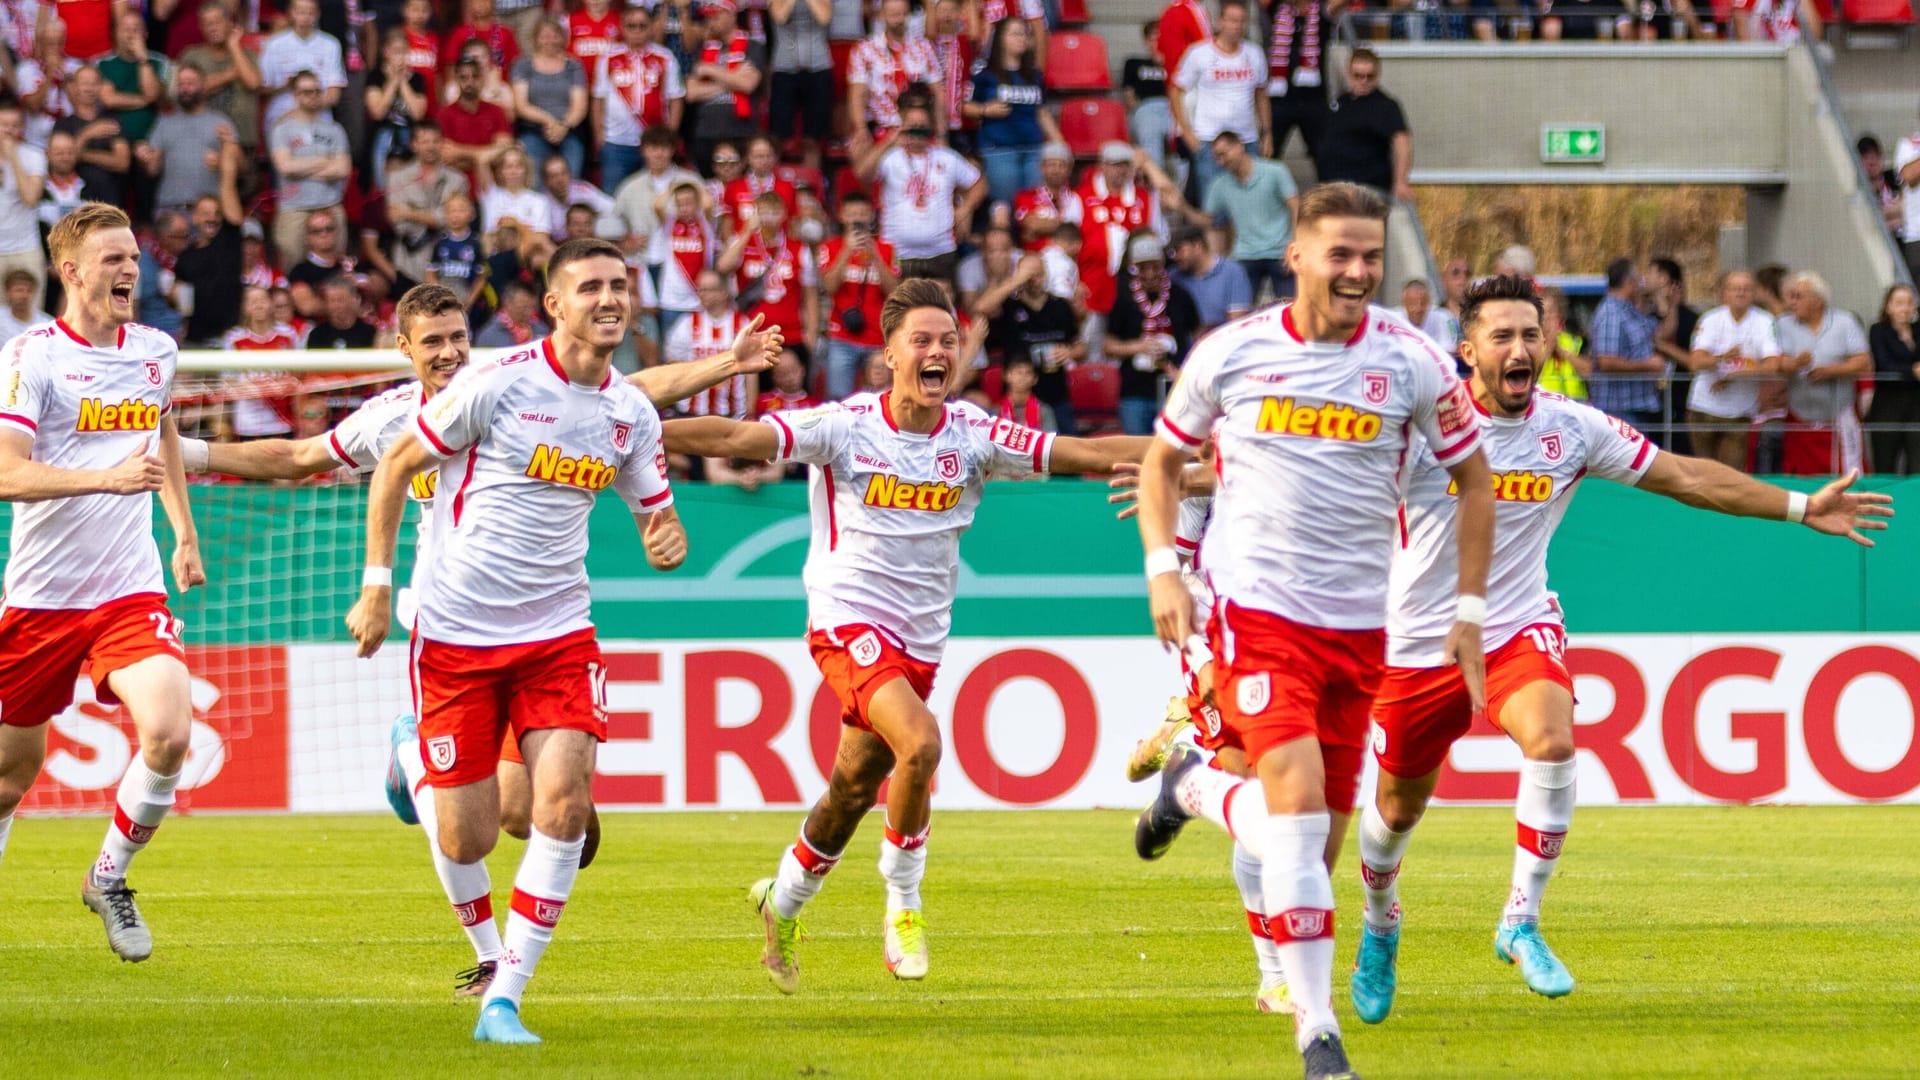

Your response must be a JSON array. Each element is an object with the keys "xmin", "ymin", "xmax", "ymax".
[
  {"xmin": 1013, "ymin": 142, "xmax": 1085, "ymax": 252},
  {"xmin": 401, "ymin": 0, "xmax": 442, "ymax": 100},
  {"xmin": 1157, "ymin": 0, "xmax": 1211, "ymax": 73},
  {"xmin": 717, "ymin": 189, "xmax": 819, "ymax": 364},
  {"xmin": 568, "ymin": 0, "xmax": 623, "ymax": 92},
  {"xmin": 721, "ymin": 133, "xmax": 799, "ymax": 241},
  {"xmin": 435, "ymin": 56, "xmax": 514, "ymax": 194},
  {"xmin": 441, "ymin": 0, "xmax": 521, "ymax": 94},
  {"xmin": 47, "ymin": 0, "xmax": 121, "ymax": 61},
  {"xmin": 819, "ymin": 190, "xmax": 900, "ymax": 400}
]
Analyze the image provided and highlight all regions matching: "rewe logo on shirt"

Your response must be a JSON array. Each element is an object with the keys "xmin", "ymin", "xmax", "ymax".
[
  {"xmin": 76, "ymin": 398, "xmax": 160, "ymax": 433},
  {"xmin": 525, "ymin": 444, "xmax": 619, "ymax": 491},
  {"xmin": 1253, "ymin": 397, "xmax": 1382, "ymax": 442},
  {"xmin": 862, "ymin": 473, "xmax": 963, "ymax": 512},
  {"xmin": 1448, "ymin": 470, "xmax": 1556, "ymax": 502}
]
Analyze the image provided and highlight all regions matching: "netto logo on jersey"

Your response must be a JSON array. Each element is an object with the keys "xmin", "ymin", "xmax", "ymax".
[
  {"xmin": 410, "ymin": 469, "xmax": 439, "ymax": 500},
  {"xmin": 862, "ymin": 473, "xmax": 963, "ymax": 511},
  {"xmin": 1254, "ymin": 397, "xmax": 1382, "ymax": 442},
  {"xmin": 1448, "ymin": 470, "xmax": 1556, "ymax": 502},
  {"xmin": 525, "ymin": 444, "xmax": 619, "ymax": 491},
  {"xmin": 76, "ymin": 398, "xmax": 160, "ymax": 432}
]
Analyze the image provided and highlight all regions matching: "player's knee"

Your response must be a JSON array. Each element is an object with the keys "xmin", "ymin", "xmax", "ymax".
[
  {"xmin": 1376, "ymin": 780, "xmax": 1430, "ymax": 832},
  {"xmin": 1519, "ymin": 729, "xmax": 1576, "ymax": 764},
  {"xmin": 498, "ymin": 803, "xmax": 532, "ymax": 841},
  {"xmin": 532, "ymin": 789, "xmax": 593, "ymax": 841},
  {"xmin": 139, "ymin": 725, "xmax": 193, "ymax": 774},
  {"xmin": 893, "ymin": 723, "xmax": 942, "ymax": 778},
  {"xmin": 443, "ymin": 828, "xmax": 497, "ymax": 864}
]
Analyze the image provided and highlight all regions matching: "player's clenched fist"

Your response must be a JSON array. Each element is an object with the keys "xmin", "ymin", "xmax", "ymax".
[
  {"xmin": 105, "ymin": 443, "xmax": 165, "ymax": 494},
  {"xmin": 171, "ymin": 538, "xmax": 206, "ymax": 593},
  {"xmin": 643, "ymin": 509, "xmax": 687, "ymax": 571},
  {"xmin": 1444, "ymin": 619, "xmax": 1487, "ymax": 712},
  {"xmin": 1147, "ymin": 572, "xmax": 1191, "ymax": 652},
  {"xmin": 347, "ymin": 588, "xmax": 392, "ymax": 657}
]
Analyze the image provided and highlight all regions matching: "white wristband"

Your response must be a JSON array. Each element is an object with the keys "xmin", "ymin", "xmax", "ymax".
[
  {"xmin": 1785, "ymin": 490, "xmax": 1808, "ymax": 524},
  {"xmin": 1455, "ymin": 594, "xmax": 1487, "ymax": 626},
  {"xmin": 179, "ymin": 437, "xmax": 209, "ymax": 472},
  {"xmin": 362, "ymin": 566, "xmax": 393, "ymax": 589},
  {"xmin": 1144, "ymin": 547, "xmax": 1181, "ymax": 579}
]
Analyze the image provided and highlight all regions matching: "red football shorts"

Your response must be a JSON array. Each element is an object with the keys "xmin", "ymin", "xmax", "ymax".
[
  {"xmin": 1179, "ymin": 646, "xmax": 1237, "ymax": 756},
  {"xmin": 1209, "ymin": 601, "xmax": 1383, "ymax": 814},
  {"xmin": 1371, "ymin": 623, "xmax": 1575, "ymax": 779},
  {"xmin": 409, "ymin": 626, "xmax": 607, "ymax": 788},
  {"xmin": 809, "ymin": 623, "xmax": 938, "ymax": 733},
  {"xmin": 0, "ymin": 593, "xmax": 184, "ymax": 728},
  {"xmin": 499, "ymin": 727, "xmax": 524, "ymax": 766}
]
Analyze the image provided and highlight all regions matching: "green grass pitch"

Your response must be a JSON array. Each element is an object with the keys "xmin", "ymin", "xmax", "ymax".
[{"xmin": 1, "ymin": 807, "xmax": 1915, "ymax": 1078}]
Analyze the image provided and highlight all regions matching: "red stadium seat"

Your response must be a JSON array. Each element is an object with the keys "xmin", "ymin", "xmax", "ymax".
[
  {"xmin": 978, "ymin": 365, "xmax": 1004, "ymax": 400},
  {"xmin": 1070, "ymin": 362, "xmax": 1121, "ymax": 431},
  {"xmin": 1057, "ymin": 98, "xmax": 1129, "ymax": 159},
  {"xmin": 1057, "ymin": 0, "xmax": 1092, "ymax": 26},
  {"xmin": 1044, "ymin": 32, "xmax": 1111, "ymax": 93},
  {"xmin": 1843, "ymin": 0, "xmax": 1915, "ymax": 22}
]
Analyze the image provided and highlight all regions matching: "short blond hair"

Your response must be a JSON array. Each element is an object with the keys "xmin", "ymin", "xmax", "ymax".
[{"xmin": 48, "ymin": 202, "xmax": 131, "ymax": 270}]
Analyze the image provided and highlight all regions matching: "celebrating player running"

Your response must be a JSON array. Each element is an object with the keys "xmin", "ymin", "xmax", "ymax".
[
  {"xmin": 346, "ymin": 239, "xmax": 685, "ymax": 1046},
  {"xmin": 182, "ymin": 282, "xmax": 780, "ymax": 999},
  {"xmin": 1130, "ymin": 183, "xmax": 1496, "ymax": 1080},
  {"xmin": 662, "ymin": 278, "xmax": 1151, "ymax": 994},
  {"xmin": 0, "ymin": 203, "xmax": 206, "ymax": 963},
  {"xmin": 1347, "ymin": 274, "xmax": 1893, "ymax": 1021}
]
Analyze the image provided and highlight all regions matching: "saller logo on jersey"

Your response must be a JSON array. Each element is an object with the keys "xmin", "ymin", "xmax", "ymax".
[
  {"xmin": 76, "ymin": 398, "xmax": 161, "ymax": 432},
  {"xmin": 525, "ymin": 444, "xmax": 619, "ymax": 490},
  {"xmin": 1254, "ymin": 397, "xmax": 1382, "ymax": 442},
  {"xmin": 862, "ymin": 473, "xmax": 963, "ymax": 511},
  {"xmin": 1448, "ymin": 470, "xmax": 1556, "ymax": 502}
]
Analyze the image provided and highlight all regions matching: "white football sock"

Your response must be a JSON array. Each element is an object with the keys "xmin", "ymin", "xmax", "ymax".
[
  {"xmin": 93, "ymin": 761, "xmax": 179, "ymax": 886},
  {"xmin": 1358, "ymin": 802, "xmax": 1413, "ymax": 933},
  {"xmin": 1233, "ymin": 841, "xmax": 1286, "ymax": 988},
  {"xmin": 878, "ymin": 821, "xmax": 929, "ymax": 913},
  {"xmin": 1261, "ymin": 811, "xmax": 1338, "ymax": 1051},
  {"xmin": 486, "ymin": 827, "xmax": 584, "ymax": 1009},
  {"xmin": 1506, "ymin": 757, "xmax": 1577, "ymax": 926},
  {"xmin": 0, "ymin": 811, "xmax": 13, "ymax": 868},
  {"xmin": 401, "ymin": 736, "xmax": 501, "ymax": 963},
  {"xmin": 1175, "ymin": 767, "xmax": 1270, "ymax": 857},
  {"xmin": 772, "ymin": 827, "xmax": 841, "ymax": 919}
]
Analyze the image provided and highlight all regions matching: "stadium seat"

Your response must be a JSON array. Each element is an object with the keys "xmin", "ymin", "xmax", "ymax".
[
  {"xmin": 1070, "ymin": 362, "xmax": 1121, "ymax": 432},
  {"xmin": 977, "ymin": 365, "xmax": 1004, "ymax": 401},
  {"xmin": 1056, "ymin": 0, "xmax": 1092, "ymax": 27},
  {"xmin": 1057, "ymin": 98, "xmax": 1129, "ymax": 160},
  {"xmin": 1842, "ymin": 0, "xmax": 1915, "ymax": 22},
  {"xmin": 1044, "ymin": 32, "xmax": 1111, "ymax": 93}
]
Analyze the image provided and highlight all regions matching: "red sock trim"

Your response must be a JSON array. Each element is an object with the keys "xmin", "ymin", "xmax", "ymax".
[
  {"xmin": 510, "ymin": 888, "xmax": 567, "ymax": 929},
  {"xmin": 1245, "ymin": 909, "xmax": 1272, "ymax": 939},
  {"xmin": 1517, "ymin": 823, "xmax": 1567, "ymax": 859},
  {"xmin": 452, "ymin": 893, "xmax": 494, "ymax": 927},
  {"xmin": 1265, "ymin": 907, "xmax": 1335, "ymax": 943},
  {"xmin": 792, "ymin": 834, "xmax": 842, "ymax": 875},
  {"xmin": 1360, "ymin": 861, "xmax": 1401, "ymax": 891},
  {"xmin": 112, "ymin": 805, "xmax": 158, "ymax": 846},
  {"xmin": 883, "ymin": 822, "xmax": 929, "ymax": 851}
]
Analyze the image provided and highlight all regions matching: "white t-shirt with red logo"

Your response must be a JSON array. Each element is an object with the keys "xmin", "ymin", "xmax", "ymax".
[
  {"xmin": 595, "ymin": 44, "xmax": 684, "ymax": 147},
  {"xmin": 1157, "ymin": 304, "xmax": 1482, "ymax": 632},
  {"xmin": 1172, "ymin": 39, "xmax": 1264, "ymax": 143},
  {"xmin": 664, "ymin": 309, "xmax": 754, "ymax": 418},
  {"xmin": 0, "ymin": 320, "xmax": 176, "ymax": 609},
  {"xmin": 411, "ymin": 338, "xmax": 673, "ymax": 646},
  {"xmin": 762, "ymin": 392, "xmax": 1053, "ymax": 661},
  {"xmin": 1388, "ymin": 392, "xmax": 1653, "ymax": 667},
  {"xmin": 876, "ymin": 146, "xmax": 982, "ymax": 260}
]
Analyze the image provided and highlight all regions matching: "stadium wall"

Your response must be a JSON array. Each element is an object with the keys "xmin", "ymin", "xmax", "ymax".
[{"xmin": 12, "ymin": 478, "xmax": 1918, "ymax": 813}]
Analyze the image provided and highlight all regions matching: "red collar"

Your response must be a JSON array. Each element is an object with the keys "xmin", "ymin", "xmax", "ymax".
[
  {"xmin": 542, "ymin": 336, "xmax": 614, "ymax": 390},
  {"xmin": 1278, "ymin": 303, "xmax": 1367, "ymax": 347},
  {"xmin": 55, "ymin": 319, "xmax": 126, "ymax": 349},
  {"xmin": 878, "ymin": 390, "xmax": 947, "ymax": 437}
]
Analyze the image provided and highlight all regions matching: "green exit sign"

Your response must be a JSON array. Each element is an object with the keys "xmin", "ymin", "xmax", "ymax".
[{"xmin": 1541, "ymin": 124, "xmax": 1606, "ymax": 163}]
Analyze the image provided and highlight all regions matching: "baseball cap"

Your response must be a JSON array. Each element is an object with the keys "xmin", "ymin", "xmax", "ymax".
[
  {"xmin": 1040, "ymin": 142, "xmax": 1073, "ymax": 164},
  {"xmin": 1127, "ymin": 234, "xmax": 1165, "ymax": 264},
  {"xmin": 1099, "ymin": 141, "xmax": 1134, "ymax": 165},
  {"xmin": 241, "ymin": 219, "xmax": 265, "ymax": 241},
  {"xmin": 705, "ymin": 0, "xmax": 738, "ymax": 12}
]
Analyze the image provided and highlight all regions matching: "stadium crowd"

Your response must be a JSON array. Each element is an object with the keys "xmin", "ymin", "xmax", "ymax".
[{"xmin": 0, "ymin": 0, "xmax": 1910, "ymax": 480}]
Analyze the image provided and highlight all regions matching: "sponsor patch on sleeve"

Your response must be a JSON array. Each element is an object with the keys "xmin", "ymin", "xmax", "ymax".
[
  {"xmin": 988, "ymin": 416, "xmax": 1038, "ymax": 455},
  {"xmin": 1436, "ymin": 380, "xmax": 1475, "ymax": 438}
]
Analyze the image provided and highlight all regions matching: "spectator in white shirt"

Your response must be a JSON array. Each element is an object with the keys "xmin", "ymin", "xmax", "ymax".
[
  {"xmin": 538, "ymin": 154, "xmax": 613, "ymax": 242},
  {"xmin": 481, "ymin": 144, "xmax": 558, "ymax": 246},
  {"xmin": 259, "ymin": 0, "xmax": 346, "ymax": 132},
  {"xmin": 1, "ymin": 105, "xmax": 48, "ymax": 309},
  {"xmin": 1390, "ymin": 278, "xmax": 1459, "ymax": 354},
  {"xmin": 1169, "ymin": 0, "xmax": 1267, "ymax": 209},
  {"xmin": 1898, "ymin": 125, "xmax": 1920, "ymax": 286},
  {"xmin": 1686, "ymin": 269, "xmax": 1782, "ymax": 471},
  {"xmin": 0, "ymin": 268, "xmax": 53, "ymax": 340},
  {"xmin": 852, "ymin": 96, "xmax": 986, "ymax": 285}
]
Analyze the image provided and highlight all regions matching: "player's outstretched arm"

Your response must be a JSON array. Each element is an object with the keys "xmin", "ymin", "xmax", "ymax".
[
  {"xmin": 628, "ymin": 315, "xmax": 785, "ymax": 409},
  {"xmin": 346, "ymin": 434, "xmax": 439, "ymax": 658},
  {"xmin": 1106, "ymin": 460, "xmax": 1215, "ymax": 520},
  {"xmin": 1137, "ymin": 438, "xmax": 1195, "ymax": 650},
  {"xmin": 180, "ymin": 433, "xmax": 341, "ymax": 481},
  {"xmin": 157, "ymin": 416, "xmax": 206, "ymax": 593},
  {"xmin": 1048, "ymin": 435, "xmax": 1155, "ymax": 476},
  {"xmin": 660, "ymin": 416, "xmax": 781, "ymax": 461},
  {"xmin": 1638, "ymin": 455, "xmax": 1894, "ymax": 546},
  {"xmin": 1441, "ymin": 448, "xmax": 1494, "ymax": 710},
  {"xmin": 0, "ymin": 428, "xmax": 164, "ymax": 501}
]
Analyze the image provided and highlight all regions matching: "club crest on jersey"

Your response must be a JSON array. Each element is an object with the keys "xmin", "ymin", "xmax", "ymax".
[
  {"xmin": 1362, "ymin": 370, "xmax": 1391, "ymax": 405},
  {"xmin": 427, "ymin": 735, "xmax": 457, "ymax": 771},
  {"xmin": 143, "ymin": 360, "xmax": 162, "ymax": 386},
  {"xmin": 1539, "ymin": 431, "xmax": 1563, "ymax": 463},
  {"xmin": 1237, "ymin": 671, "xmax": 1271, "ymax": 715},
  {"xmin": 611, "ymin": 420, "xmax": 632, "ymax": 451},
  {"xmin": 76, "ymin": 398, "xmax": 160, "ymax": 432},
  {"xmin": 936, "ymin": 448, "xmax": 962, "ymax": 481},
  {"xmin": 848, "ymin": 631, "xmax": 883, "ymax": 668}
]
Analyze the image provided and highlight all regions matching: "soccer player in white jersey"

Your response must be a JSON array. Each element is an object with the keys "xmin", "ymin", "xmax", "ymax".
[
  {"xmin": 179, "ymin": 283, "xmax": 780, "ymax": 997},
  {"xmin": 1346, "ymin": 275, "xmax": 1893, "ymax": 1023},
  {"xmin": 661, "ymin": 278, "xmax": 1152, "ymax": 994},
  {"xmin": 346, "ymin": 238, "xmax": 687, "ymax": 1046},
  {"xmin": 0, "ymin": 202, "xmax": 206, "ymax": 962},
  {"xmin": 1129, "ymin": 183, "xmax": 1497, "ymax": 1080}
]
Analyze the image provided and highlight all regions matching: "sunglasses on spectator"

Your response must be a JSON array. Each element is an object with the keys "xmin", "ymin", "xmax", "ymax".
[
  {"xmin": 308, "ymin": 223, "xmax": 337, "ymax": 234},
  {"xmin": 713, "ymin": 156, "xmax": 741, "ymax": 165}
]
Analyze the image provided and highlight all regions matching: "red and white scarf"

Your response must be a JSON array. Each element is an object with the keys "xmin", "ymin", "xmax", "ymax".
[
  {"xmin": 670, "ymin": 217, "xmax": 709, "ymax": 290},
  {"xmin": 1130, "ymin": 273, "xmax": 1172, "ymax": 338},
  {"xmin": 934, "ymin": 32, "xmax": 968, "ymax": 127},
  {"xmin": 701, "ymin": 31, "xmax": 753, "ymax": 119},
  {"xmin": 1268, "ymin": 1, "xmax": 1321, "ymax": 90},
  {"xmin": 999, "ymin": 393, "xmax": 1043, "ymax": 429}
]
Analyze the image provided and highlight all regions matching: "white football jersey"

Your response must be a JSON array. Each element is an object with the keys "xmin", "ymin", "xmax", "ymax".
[
  {"xmin": 763, "ymin": 392, "xmax": 1053, "ymax": 661},
  {"xmin": 0, "ymin": 321, "xmax": 177, "ymax": 609},
  {"xmin": 1158, "ymin": 304, "xmax": 1483, "ymax": 631},
  {"xmin": 1174, "ymin": 495, "xmax": 1212, "ymax": 565},
  {"xmin": 1387, "ymin": 392, "xmax": 1654, "ymax": 667},
  {"xmin": 326, "ymin": 379, "xmax": 446, "ymax": 555},
  {"xmin": 663, "ymin": 310, "xmax": 752, "ymax": 418},
  {"xmin": 411, "ymin": 339, "xmax": 674, "ymax": 647}
]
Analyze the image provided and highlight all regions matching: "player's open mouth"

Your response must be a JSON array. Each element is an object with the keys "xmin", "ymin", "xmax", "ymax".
[
  {"xmin": 918, "ymin": 364, "xmax": 948, "ymax": 393},
  {"xmin": 593, "ymin": 313, "xmax": 622, "ymax": 328},
  {"xmin": 1501, "ymin": 365, "xmax": 1535, "ymax": 394},
  {"xmin": 110, "ymin": 284, "xmax": 133, "ymax": 305}
]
